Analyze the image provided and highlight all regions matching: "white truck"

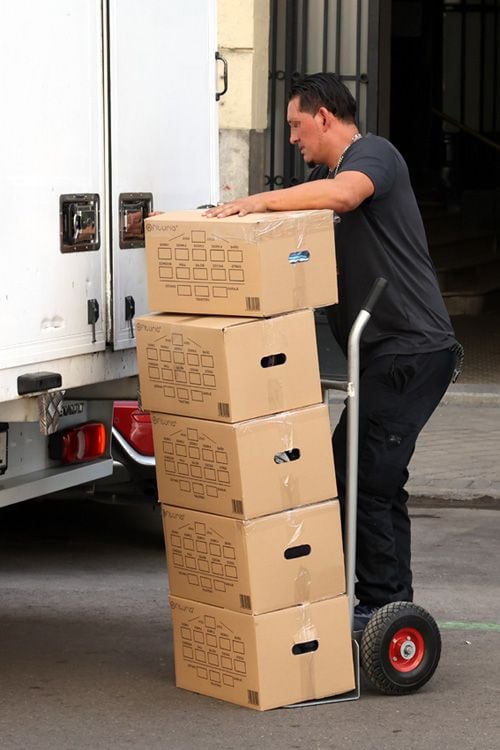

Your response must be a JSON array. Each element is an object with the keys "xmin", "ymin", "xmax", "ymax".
[{"xmin": 0, "ymin": 0, "xmax": 220, "ymax": 508}]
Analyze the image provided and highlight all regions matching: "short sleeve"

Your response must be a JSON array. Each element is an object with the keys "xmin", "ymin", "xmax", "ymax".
[{"xmin": 341, "ymin": 136, "xmax": 397, "ymax": 198}]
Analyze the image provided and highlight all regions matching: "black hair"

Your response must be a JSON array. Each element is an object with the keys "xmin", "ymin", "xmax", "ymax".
[{"xmin": 289, "ymin": 73, "xmax": 357, "ymax": 123}]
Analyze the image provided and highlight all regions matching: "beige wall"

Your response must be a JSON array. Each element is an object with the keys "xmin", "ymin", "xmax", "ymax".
[{"xmin": 217, "ymin": 0, "xmax": 270, "ymax": 200}]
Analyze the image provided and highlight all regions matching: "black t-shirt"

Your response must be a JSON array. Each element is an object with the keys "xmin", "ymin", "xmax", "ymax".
[{"xmin": 309, "ymin": 133, "xmax": 456, "ymax": 362}]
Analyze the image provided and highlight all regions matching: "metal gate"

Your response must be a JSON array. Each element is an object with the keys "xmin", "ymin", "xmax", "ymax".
[{"xmin": 266, "ymin": 0, "xmax": 381, "ymax": 190}]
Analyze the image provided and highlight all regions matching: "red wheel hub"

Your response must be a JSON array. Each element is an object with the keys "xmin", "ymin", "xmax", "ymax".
[{"xmin": 388, "ymin": 627, "xmax": 425, "ymax": 672}]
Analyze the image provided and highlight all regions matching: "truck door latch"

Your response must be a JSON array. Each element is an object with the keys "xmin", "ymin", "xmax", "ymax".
[
  {"xmin": 60, "ymin": 194, "xmax": 100, "ymax": 253},
  {"xmin": 87, "ymin": 299, "xmax": 100, "ymax": 343},
  {"xmin": 119, "ymin": 193, "xmax": 153, "ymax": 249},
  {"xmin": 125, "ymin": 295, "xmax": 135, "ymax": 339}
]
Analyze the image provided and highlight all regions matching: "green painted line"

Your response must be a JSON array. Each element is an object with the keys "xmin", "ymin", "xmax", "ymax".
[{"xmin": 437, "ymin": 621, "xmax": 500, "ymax": 632}]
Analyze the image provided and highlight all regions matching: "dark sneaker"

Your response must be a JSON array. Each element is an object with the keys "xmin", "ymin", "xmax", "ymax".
[{"xmin": 353, "ymin": 604, "xmax": 380, "ymax": 631}]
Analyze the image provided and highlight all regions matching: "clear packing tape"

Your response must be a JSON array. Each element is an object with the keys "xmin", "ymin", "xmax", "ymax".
[
  {"xmin": 208, "ymin": 208, "xmax": 338, "ymax": 245},
  {"xmin": 295, "ymin": 601, "xmax": 320, "ymax": 699},
  {"xmin": 242, "ymin": 504, "xmax": 320, "ymax": 609},
  {"xmin": 237, "ymin": 410, "xmax": 304, "ymax": 511}
]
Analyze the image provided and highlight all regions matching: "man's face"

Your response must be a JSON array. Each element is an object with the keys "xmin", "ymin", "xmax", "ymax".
[{"xmin": 287, "ymin": 96, "xmax": 324, "ymax": 164}]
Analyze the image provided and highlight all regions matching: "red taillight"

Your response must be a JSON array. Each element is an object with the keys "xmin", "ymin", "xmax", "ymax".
[
  {"xmin": 50, "ymin": 422, "xmax": 107, "ymax": 464},
  {"xmin": 113, "ymin": 401, "xmax": 154, "ymax": 456}
]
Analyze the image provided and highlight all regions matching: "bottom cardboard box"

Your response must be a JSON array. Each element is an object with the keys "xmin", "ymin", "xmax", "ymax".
[{"xmin": 169, "ymin": 594, "xmax": 355, "ymax": 711}]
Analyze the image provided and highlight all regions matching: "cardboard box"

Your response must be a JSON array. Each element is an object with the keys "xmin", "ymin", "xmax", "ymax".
[
  {"xmin": 145, "ymin": 209, "xmax": 337, "ymax": 316},
  {"xmin": 162, "ymin": 500, "xmax": 345, "ymax": 614},
  {"xmin": 136, "ymin": 309, "xmax": 322, "ymax": 422},
  {"xmin": 151, "ymin": 403, "xmax": 336, "ymax": 518},
  {"xmin": 169, "ymin": 594, "xmax": 355, "ymax": 710}
]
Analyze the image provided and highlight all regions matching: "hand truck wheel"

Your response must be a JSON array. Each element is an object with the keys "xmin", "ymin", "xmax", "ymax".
[{"xmin": 360, "ymin": 602, "xmax": 441, "ymax": 695}]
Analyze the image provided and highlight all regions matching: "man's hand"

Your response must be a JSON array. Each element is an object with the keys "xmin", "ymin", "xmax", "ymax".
[{"xmin": 203, "ymin": 194, "xmax": 269, "ymax": 218}]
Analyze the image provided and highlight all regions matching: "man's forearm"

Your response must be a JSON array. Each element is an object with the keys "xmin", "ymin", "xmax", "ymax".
[
  {"xmin": 204, "ymin": 171, "xmax": 373, "ymax": 218},
  {"xmin": 262, "ymin": 181, "xmax": 335, "ymax": 211},
  {"xmin": 205, "ymin": 180, "xmax": 337, "ymax": 218}
]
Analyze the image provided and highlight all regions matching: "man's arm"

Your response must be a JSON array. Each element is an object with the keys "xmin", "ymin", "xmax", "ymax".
[{"xmin": 204, "ymin": 171, "xmax": 374, "ymax": 218}]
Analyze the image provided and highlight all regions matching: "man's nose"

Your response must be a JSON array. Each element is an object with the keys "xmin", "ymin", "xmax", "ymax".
[{"xmin": 289, "ymin": 130, "xmax": 298, "ymax": 144}]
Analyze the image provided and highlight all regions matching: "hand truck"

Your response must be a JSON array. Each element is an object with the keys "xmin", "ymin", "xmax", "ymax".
[{"xmin": 290, "ymin": 278, "xmax": 442, "ymax": 705}]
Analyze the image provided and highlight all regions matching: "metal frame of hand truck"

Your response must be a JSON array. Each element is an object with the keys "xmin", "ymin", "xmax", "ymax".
[{"xmin": 286, "ymin": 278, "xmax": 388, "ymax": 707}]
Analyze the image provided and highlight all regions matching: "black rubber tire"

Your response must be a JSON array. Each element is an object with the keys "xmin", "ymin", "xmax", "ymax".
[{"xmin": 360, "ymin": 602, "xmax": 441, "ymax": 695}]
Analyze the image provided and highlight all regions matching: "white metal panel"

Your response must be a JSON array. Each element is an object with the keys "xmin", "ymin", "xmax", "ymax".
[
  {"xmin": 0, "ymin": 349, "xmax": 138, "ymax": 408},
  {"xmin": 0, "ymin": 0, "xmax": 106, "ymax": 370},
  {"xmin": 108, "ymin": 0, "xmax": 220, "ymax": 350}
]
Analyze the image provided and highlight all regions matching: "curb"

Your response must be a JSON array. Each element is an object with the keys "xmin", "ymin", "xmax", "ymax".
[
  {"xmin": 442, "ymin": 386, "xmax": 500, "ymax": 407},
  {"xmin": 409, "ymin": 493, "xmax": 500, "ymax": 511},
  {"xmin": 325, "ymin": 383, "xmax": 500, "ymax": 407}
]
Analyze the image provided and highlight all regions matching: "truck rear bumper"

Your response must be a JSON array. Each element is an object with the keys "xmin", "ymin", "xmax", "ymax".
[{"xmin": 0, "ymin": 458, "xmax": 113, "ymax": 509}]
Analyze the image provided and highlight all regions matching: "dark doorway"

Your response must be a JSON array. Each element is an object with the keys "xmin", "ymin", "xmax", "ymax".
[
  {"xmin": 389, "ymin": 2, "xmax": 443, "ymax": 191},
  {"xmin": 388, "ymin": 0, "xmax": 500, "ymax": 384},
  {"xmin": 389, "ymin": 0, "xmax": 500, "ymax": 202}
]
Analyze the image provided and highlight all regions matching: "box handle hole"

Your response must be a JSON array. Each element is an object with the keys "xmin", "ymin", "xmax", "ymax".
[
  {"xmin": 274, "ymin": 448, "xmax": 301, "ymax": 464},
  {"xmin": 292, "ymin": 639, "xmax": 318, "ymax": 655},
  {"xmin": 261, "ymin": 353, "xmax": 286, "ymax": 368},
  {"xmin": 284, "ymin": 544, "xmax": 311, "ymax": 560}
]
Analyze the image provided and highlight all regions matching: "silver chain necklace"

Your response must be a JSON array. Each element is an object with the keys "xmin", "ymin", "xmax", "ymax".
[{"xmin": 328, "ymin": 132, "xmax": 363, "ymax": 178}]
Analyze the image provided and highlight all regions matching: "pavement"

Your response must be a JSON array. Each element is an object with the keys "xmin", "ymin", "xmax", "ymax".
[
  {"xmin": 326, "ymin": 382, "xmax": 500, "ymax": 509},
  {"xmin": 406, "ymin": 384, "xmax": 500, "ymax": 507}
]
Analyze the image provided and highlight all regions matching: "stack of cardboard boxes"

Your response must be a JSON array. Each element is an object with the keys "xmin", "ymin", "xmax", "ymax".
[{"xmin": 135, "ymin": 209, "xmax": 355, "ymax": 710}]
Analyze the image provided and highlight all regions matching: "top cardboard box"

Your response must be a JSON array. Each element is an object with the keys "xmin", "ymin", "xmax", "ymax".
[{"xmin": 144, "ymin": 209, "xmax": 337, "ymax": 316}]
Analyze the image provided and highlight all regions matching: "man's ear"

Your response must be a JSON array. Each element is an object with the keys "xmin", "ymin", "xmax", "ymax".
[{"xmin": 317, "ymin": 106, "xmax": 334, "ymax": 130}]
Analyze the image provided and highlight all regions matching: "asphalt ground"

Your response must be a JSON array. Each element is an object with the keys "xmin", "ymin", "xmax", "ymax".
[{"xmin": 1, "ymin": 491, "xmax": 499, "ymax": 750}]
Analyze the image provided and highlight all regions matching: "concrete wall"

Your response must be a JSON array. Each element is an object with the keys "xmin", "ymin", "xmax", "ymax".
[{"xmin": 217, "ymin": 0, "xmax": 270, "ymax": 201}]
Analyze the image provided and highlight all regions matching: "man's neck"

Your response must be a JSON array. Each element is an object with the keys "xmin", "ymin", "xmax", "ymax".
[{"xmin": 328, "ymin": 126, "xmax": 362, "ymax": 170}]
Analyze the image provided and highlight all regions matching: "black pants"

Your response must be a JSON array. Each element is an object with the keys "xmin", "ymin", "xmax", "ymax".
[{"xmin": 333, "ymin": 349, "xmax": 456, "ymax": 607}]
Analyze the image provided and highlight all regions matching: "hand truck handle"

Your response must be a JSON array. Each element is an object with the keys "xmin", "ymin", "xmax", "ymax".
[
  {"xmin": 345, "ymin": 276, "xmax": 388, "ymax": 630},
  {"xmin": 362, "ymin": 277, "xmax": 388, "ymax": 314}
]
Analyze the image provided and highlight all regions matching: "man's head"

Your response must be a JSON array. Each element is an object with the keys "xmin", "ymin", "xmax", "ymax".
[
  {"xmin": 287, "ymin": 73, "xmax": 358, "ymax": 166},
  {"xmin": 289, "ymin": 73, "xmax": 357, "ymax": 123}
]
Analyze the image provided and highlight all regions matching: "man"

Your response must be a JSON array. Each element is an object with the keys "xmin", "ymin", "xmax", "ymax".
[{"xmin": 205, "ymin": 73, "xmax": 460, "ymax": 630}]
